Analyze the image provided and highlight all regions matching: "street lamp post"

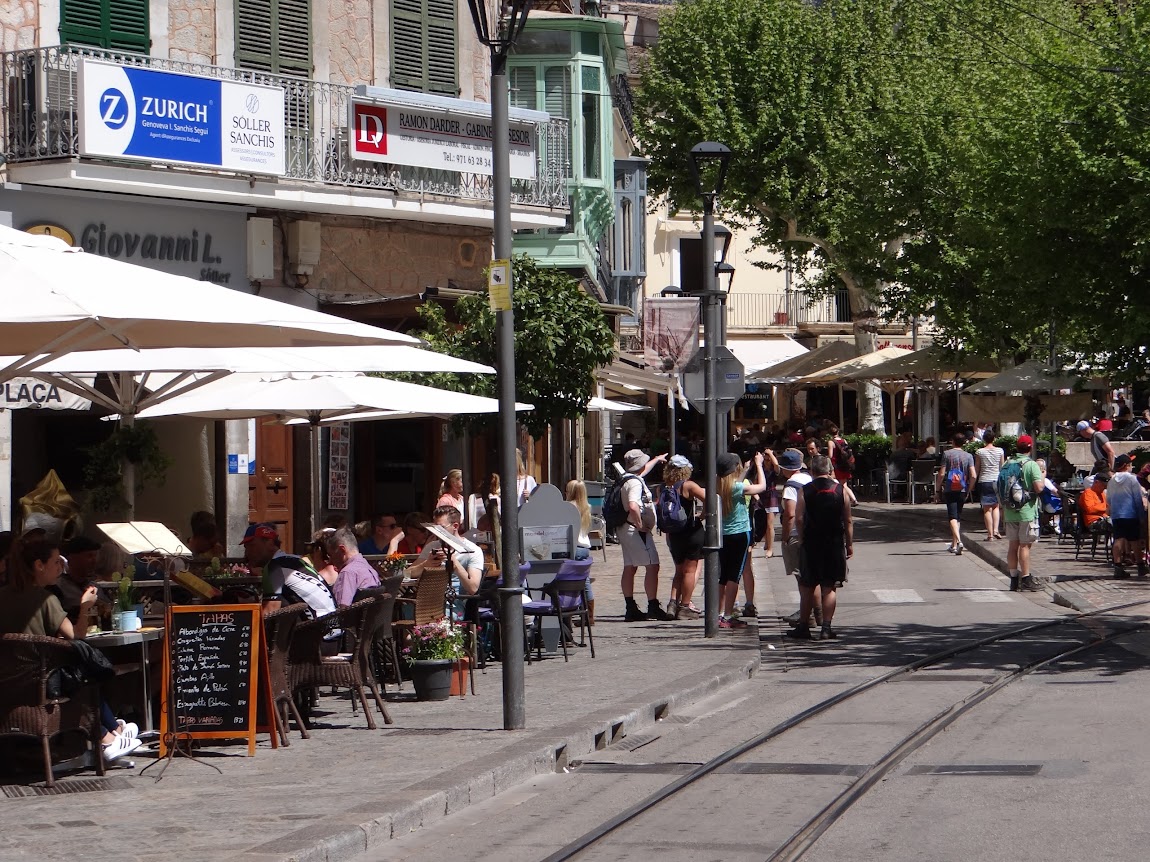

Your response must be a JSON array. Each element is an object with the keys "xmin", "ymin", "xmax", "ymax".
[
  {"xmin": 689, "ymin": 142, "xmax": 732, "ymax": 638},
  {"xmin": 468, "ymin": 0, "xmax": 533, "ymax": 730}
]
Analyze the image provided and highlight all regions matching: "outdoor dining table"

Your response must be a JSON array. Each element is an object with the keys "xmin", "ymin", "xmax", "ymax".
[{"xmin": 86, "ymin": 627, "xmax": 165, "ymax": 730}]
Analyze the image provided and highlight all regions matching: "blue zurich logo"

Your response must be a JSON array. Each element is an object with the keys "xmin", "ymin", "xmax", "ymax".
[{"xmin": 99, "ymin": 88, "xmax": 128, "ymax": 129}]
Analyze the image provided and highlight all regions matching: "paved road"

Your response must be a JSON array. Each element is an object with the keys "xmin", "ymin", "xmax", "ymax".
[{"xmin": 364, "ymin": 515, "xmax": 1150, "ymax": 862}]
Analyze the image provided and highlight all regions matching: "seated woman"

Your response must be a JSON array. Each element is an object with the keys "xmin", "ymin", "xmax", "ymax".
[
  {"xmin": 0, "ymin": 537, "xmax": 142, "ymax": 761},
  {"xmin": 396, "ymin": 512, "xmax": 430, "ymax": 555}
]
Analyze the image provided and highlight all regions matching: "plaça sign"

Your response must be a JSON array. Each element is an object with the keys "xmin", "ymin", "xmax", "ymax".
[
  {"xmin": 1, "ymin": 376, "xmax": 93, "ymax": 411},
  {"xmin": 349, "ymin": 86, "xmax": 544, "ymax": 180},
  {"xmin": 78, "ymin": 58, "xmax": 286, "ymax": 176}
]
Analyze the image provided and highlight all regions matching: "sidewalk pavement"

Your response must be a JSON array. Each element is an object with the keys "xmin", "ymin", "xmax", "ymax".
[
  {"xmin": 0, "ymin": 541, "xmax": 760, "ymax": 862},
  {"xmin": 853, "ymin": 500, "xmax": 1150, "ymax": 612}
]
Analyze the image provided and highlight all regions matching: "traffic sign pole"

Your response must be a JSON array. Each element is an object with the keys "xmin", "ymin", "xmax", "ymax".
[{"xmin": 701, "ymin": 200, "xmax": 721, "ymax": 638}]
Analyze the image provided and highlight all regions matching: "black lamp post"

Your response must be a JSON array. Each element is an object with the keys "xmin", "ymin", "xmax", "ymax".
[
  {"xmin": 467, "ymin": 0, "xmax": 533, "ymax": 731},
  {"xmin": 689, "ymin": 141, "xmax": 732, "ymax": 638}
]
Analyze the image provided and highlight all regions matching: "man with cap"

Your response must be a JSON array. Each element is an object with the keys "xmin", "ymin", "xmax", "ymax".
[
  {"xmin": 618, "ymin": 449, "xmax": 673, "ymax": 622},
  {"xmin": 1077, "ymin": 420, "xmax": 1115, "ymax": 473},
  {"xmin": 777, "ymin": 448, "xmax": 817, "ymax": 626},
  {"xmin": 1106, "ymin": 454, "xmax": 1146, "ymax": 578},
  {"xmin": 242, "ymin": 523, "xmax": 303, "ymax": 611},
  {"xmin": 788, "ymin": 454, "xmax": 852, "ymax": 640},
  {"xmin": 1002, "ymin": 435, "xmax": 1046, "ymax": 591}
]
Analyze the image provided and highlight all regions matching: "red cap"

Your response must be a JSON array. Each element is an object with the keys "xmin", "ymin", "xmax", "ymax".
[
  {"xmin": 1016, "ymin": 434, "xmax": 1033, "ymax": 449},
  {"xmin": 241, "ymin": 523, "xmax": 278, "ymax": 544},
  {"xmin": 1098, "ymin": 419, "xmax": 1113, "ymax": 432}
]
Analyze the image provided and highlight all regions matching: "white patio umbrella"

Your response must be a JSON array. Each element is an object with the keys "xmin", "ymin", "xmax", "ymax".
[
  {"xmin": 0, "ymin": 224, "xmax": 419, "ymax": 383},
  {"xmin": 129, "ymin": 372, "xmax": 533, "ymax": 533}
]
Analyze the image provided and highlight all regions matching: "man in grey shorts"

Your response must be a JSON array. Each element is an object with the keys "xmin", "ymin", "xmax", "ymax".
[
  {"xmin": 778, "ymin": 448, "xmax": 816, "ymax": 625},
  {"xmin": 618, "ymin": 449, "xmax": 673, "ymax": 622}
]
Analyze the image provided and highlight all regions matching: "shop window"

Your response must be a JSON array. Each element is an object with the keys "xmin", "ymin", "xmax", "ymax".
[
  {"xmin": 391, "ymin": 0, "xmax": 457, "ymax": 95},
  {"xmin": 235, "ymin": 0, "xmax": 312, "ymax": 76},
  {"xmin": 60, "ymin": 0, "xmax": 150, "ymax": 53}
]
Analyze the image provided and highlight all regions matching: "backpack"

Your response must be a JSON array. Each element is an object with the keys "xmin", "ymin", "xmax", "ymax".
[
  {"xmin": 945, "ymin": 453, "xmax": 968, "ymax": 493},
  {"xmin": 997, "ymin": 458, "xmax": 1032, "ymax": 511},
  {"xmin": 833, "ymin": 437, "xmax": 855, "ymax": 472},
  {"xmin": 603, "ymin": 474, "xmax": 636, "ymax": 530},
  {"xmin": 656, "ymin": 481, "xmax": 690, "ymax": 534}
]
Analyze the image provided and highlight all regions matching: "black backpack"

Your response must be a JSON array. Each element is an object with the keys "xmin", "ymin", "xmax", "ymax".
[
  {"xmin": 603, "ymin": 474, "xmax": 636, "ymax": 530},
  {"xmin": 833, "ymin": 437, "xmax": 855, "ymax": 472}
]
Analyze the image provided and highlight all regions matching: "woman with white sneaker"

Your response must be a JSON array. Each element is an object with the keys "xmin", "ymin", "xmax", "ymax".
[{"xmin": 0, "ymin": 537, "xmax": 142, "ymax": 762}]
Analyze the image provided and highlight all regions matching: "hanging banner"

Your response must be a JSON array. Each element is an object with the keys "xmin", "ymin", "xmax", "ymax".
[
  {"xmin": 643, "ymin": 297, "xmax": 701, "ymax": 374},
  {"xmin": 1, "ymin": 376, "xmax": 94, "ymax": 411}
]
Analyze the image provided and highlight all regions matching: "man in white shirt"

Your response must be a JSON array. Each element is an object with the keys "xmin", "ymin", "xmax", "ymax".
[
  {"xmin": 411, "ymin": 506, "xmax": 485, "ymax": 619},
  {"xmin": 618, "ymin": 449, "xmax": 673, "ymax": 622},
  {"xmin": 778, "ymin": 448, "xmax": 816, "ymax": 626}
]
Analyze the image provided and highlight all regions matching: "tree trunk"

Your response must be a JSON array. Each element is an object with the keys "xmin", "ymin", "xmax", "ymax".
[{"xmin": 849, "ymin": 290, "xmax": 885, "ymax": 433}]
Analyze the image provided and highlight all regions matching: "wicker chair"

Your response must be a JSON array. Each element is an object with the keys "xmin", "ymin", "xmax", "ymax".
[
  {"xmin": 262, "ymin": 604, "xmax": 310, "ymax": 744},
  {"xmin": 352, "ymin": 586, "xmax": 401, "ymax": 701},
  {"xmin": 0, "ymin": 634, "xmax": 106, "ymax": 787},
  {"xmin": 393, "ymin": 567, "xmax": 451, "ymax": 648},
  {"xmin": 288, "ymin": 598, "xmax": 392, "ymax": 729}
]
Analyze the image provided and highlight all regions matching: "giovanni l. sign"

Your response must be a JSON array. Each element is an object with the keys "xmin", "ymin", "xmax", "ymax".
[
  {"xmin": 78, "ymin": 59, "xmax": 286, "ymax": 175},
  {"xmin": 348, "ymin": 87, "xmax": 542, "ymax": 180}
]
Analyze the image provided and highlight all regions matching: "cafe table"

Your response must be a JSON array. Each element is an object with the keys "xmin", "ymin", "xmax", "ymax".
[{"xmin": 86, "ymin": 627, "xmax": 165, "ymax": 730}]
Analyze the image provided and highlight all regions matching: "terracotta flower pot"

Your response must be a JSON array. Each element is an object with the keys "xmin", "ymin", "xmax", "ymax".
[{"xmin": 449, "ymin": 657, "xmax": 470, "ymax": 697}]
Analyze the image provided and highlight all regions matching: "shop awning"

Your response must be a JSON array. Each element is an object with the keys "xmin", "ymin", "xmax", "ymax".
[
  {"xmin": 726, "ymin": 336, "xmax": 807, "ymax": 375},
  {"xmin": 597, "ymin": 353, "xmax": 672, "ymax": 397}
]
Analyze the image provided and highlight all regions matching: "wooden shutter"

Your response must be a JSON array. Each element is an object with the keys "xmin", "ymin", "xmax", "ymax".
[
  {"xmin": 544, "ymin": 66, "xmax": 569, "ymax": 120},
  {"xmin": 235, "ymin": 0, "xmax": 311, "ymax": 76},
  {"xmin": 391, "ymin": 0, "xmax": 457, "ymax": 95},
  {"xmin": 60, "ymin": 0, "xmax": 150, "ymax": 53},
  {"xmin": 509, "ymin": 66, "xmax": 537, "ymax": 111}
]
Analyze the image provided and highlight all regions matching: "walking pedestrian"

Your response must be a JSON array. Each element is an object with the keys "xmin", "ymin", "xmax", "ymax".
[
  {"xmin": 935, "ymin": 433, "xmax": 976, "ymax": 554},
  {"xmin": 1002, "ymin": 435, "xmax": 1045, "ymax": 591},
  {"xmin": 717, "ymin": 450, "xmax": 767, "ymax": 630},
  {"xmin": 1107, "ymin": 454, "xmax": 1147, "ymax": 578},
  {"xmin": 618, "ymin": 449, "xmax": 673, "ymax": 621},
  {"xmin": 778, "ymin": 448, "xmax": 816, "ymax": 626},
  {"xmin": 974, "ymin": 436, "xmax": 1005, "ymax": 540},
  {"xmin": 787, "ymin": 455, "xmax": 852, "ymax": 641}
]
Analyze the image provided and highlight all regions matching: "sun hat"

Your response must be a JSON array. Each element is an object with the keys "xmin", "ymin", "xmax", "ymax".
[
  {"xmin": 623, "ymin": 449, "xmax": 650, "ymax": 473},
  {"xmin": 717, "ymin": 452, "xmax": 742, "ymax": 476},
  {"xmin": 668, "ymin": 454, "xmax": 692, "ymax": 469},
  {"xmin": 778, "ymin": 448, "xmax": 804, "ymax": 471}
]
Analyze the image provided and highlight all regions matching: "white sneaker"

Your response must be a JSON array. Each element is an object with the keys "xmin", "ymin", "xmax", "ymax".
[
  {"xmin": 103, "ymin": 734, "xmax": 142, "ymax": 762},
  {"xmin": 116, "ymin": 720, "xmax": 139, "ymax": 739}
]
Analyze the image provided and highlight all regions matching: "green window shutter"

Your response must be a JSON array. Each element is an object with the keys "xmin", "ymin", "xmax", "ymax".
[
  {"xmin": 60, "ymin": 0, "xmax": 149, "ymax": 53},
  {"xmin": 235, "ymin": 0, "xmax": 311, "ymax": 76},
  {"xmin": 391, "ymin": 0, "xmax": 457, "ymax": 95},
  {"xmin": 544, "ymin": 66, "xmax": 569, "ymax": 120},
  {"xmin": 509, "ymin": 66, "xmax": 537, "ymax": 111}
]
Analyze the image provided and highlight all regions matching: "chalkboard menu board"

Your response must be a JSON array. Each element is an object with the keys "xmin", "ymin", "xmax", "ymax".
[{"xmin": 160, "ymin": 604, "xmax": 262, "ymax": 756}]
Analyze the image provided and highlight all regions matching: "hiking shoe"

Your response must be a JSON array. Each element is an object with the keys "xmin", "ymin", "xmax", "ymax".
[
  {"xmin": 783, "ymin": 610, "xmax": 802, "ymax": 625},
  {"xmin": 1009, "ymin": 576, "xmax": 1020, "ymax": 592},
  {"xmin": 647, "ymin": 600, "xmax": 675, "ymax": 621},
  {"xmin": 667, "ymin": 599, "xmax": 680, "ymax": 619},
  {"xmin": 820, "ymin": 623, "xmax": 837, "ymax": 640},
  {"xmin": 741, "ymin": 602, "xmax": 758, "ymax": 619},
  {"xmin": 718, "ymin": 615, "xmax": 747, "ymax": 629},
  {"xmin": 103, "ymin": 734, "xmax": 141, "ymax": 763},
  {"xmin": 1018, "ymin": 575, "xmax": 1044, "ymax": 592},
  {"xmin": 784, "ymin": 625, "xmax": 813, "ymax": 640},
  {"xmin": 679, "ymin": 603, "xmax": 702, "ymax": 619},
  {"xmin": 1114, "ymin": 565, "xmax": 1131, "ymax": 580},
  {"xmin": 624, "ymin": 604, "xmax": 648, "ymax": 622}
]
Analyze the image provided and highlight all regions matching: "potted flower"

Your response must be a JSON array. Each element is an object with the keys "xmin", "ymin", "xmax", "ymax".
[
  {"xmin": 382, "ymin": 552, "xmax": 408, "ymax": 577},
  {"xmin": 403, "ymin": 618, "xmax": 465, "ymax": 701},
  {"xmin": 111, "ymin": 569, "xmax": 140, "ymax": 632}
]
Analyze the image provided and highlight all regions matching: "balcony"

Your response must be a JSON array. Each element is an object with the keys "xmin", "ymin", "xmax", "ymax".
[
  {"xmin": 726, "ymin": 290, "xmax": 852, "ymax": 330},
  {"xmin": 1, "ymin": 45, "xmax": 570, "ymax": 223}
]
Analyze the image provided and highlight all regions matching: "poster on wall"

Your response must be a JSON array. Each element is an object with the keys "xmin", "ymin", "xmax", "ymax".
[{"xmin": 327, "ymin": 423, "xmax": 351, "ymax": 511}]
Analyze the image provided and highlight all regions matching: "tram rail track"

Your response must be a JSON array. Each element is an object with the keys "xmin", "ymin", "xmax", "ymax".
[{"xmin": 541, "ymin": 596, "xmax": 1150, "ymax": 862}]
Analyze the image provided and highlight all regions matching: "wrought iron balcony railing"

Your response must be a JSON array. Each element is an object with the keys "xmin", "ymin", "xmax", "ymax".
[
  {"xmin": 1, "ymin": 45, "xmax": 571, "ymax": 211},
  {"xmin": 725, "ymin": 290, "xmax": 852, "ymax": 329}
]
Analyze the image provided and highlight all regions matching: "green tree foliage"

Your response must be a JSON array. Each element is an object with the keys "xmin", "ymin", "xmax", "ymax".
[
  {"xmin": 637, "ymin": 0, "xmax": 1150, "ymax": 383},
  {"xmin": 404, "ymin": 256, "xmax": 617, "ymax": 437}
]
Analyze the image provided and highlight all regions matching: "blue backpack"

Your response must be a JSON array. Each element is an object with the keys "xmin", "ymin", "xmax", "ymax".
[{"xmin": 656, "ymin": 481, "xmax": 690, "ymax": 534}]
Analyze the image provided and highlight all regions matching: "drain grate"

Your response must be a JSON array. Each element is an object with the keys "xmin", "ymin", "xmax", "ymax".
[
  {"xmin": 2, "ymin": 777, "xmax": 133, "ymax": 798},
  {"xmin": 381, "ymin": 728, "xmax": 456, "ymax": 736},
  {"xmin": 610, "ymin": 733, "xmax": 660, "ymax": 752},
  {"xmin": 906, "ymin": 764, "xmax": 1042, "ymax": 776}
]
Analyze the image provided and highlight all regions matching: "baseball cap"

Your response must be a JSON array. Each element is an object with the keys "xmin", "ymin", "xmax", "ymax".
[
  {"xmin": 64, "ymin": 535, "xmax": 102, "ymax": 554},
  {"xmin": 1115, "ymin": 454, "xmax": 1132, "ymax": 469},
  {"xmin": 241, "ymin": 523, "xmax": 279, "ymax": 545},
  {"xmin": 622, "ymin": 449, "xmax": 649, "ymax": 473},
  {"xmin": 668, "ymin": 454, "xmax": 692, "ymax": 469},
  {"xmin": 1016, "ymin": 434, "xmax": 1033, "ymax": 449},
  {"xmin": 1098, "ymin": 419, "xmax": 1113, "ymax": 432},
  {"xmin": 1094, "ymin": 471, "xmax": 1111, "ymax": 482},
  {"xmin": 779, "ymin": 448, "xmax": 804, "ymax": 471},
  {"xmin": 1076, "ymin": 420, "xmax": 1092, "ymax": 433},
  {"xmin": 717, "ymin": 452, "xmax": 742, "ymax": 476}
]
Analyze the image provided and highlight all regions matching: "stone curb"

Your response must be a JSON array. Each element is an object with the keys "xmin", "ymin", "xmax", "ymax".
[
  {"xmin": 1052, "ymin": 591, "xmax": 1095, "ymax": 612},
  {"xmin": 232, "ymin": 637, "xmax": 761, "ymax": 862}
]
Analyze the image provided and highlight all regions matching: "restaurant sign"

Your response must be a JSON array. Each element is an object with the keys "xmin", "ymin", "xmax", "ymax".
[
  {"xmin": 349, "ymin": 86, "xmax": 543, "ymax": 180},
  {"xmin": 78, "ymin": 58, "xmax": 286, "ymax": 175},
  {"xmin": 1, "ymin": 376, "xmax": 93, "ymax": 411}
]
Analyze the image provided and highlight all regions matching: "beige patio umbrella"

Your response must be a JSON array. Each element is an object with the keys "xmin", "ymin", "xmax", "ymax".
[{"xmin": 796, "ymin": 346, "xmax": 912, "ymax": 436}]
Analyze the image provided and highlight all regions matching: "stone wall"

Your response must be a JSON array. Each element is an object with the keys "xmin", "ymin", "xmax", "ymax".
[
  {"xmin": 1, "ymin": 0, "xmax": 38, "ymax": 53},
  {"xmin": 327, "ymin": 0, "xmax": 374, "ymax": 85},
  {"xmin": 169, "ymin": 0, "xmax": 216, "ymax": 64}
]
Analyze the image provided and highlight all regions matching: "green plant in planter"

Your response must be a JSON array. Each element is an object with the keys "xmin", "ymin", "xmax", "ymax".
[
  {"xmin": 402, "ymin": 618, "xmax": 465, "ymax": 664},
  {"xmin": 82, "ymin": 422, "xmax": 172, "ymax": 514},
  {"xmin": 845, "ymin": 433, "xmax": 891, "ymax": 465},
  {"xmin": 111, "ymin": 569, "xmax": 135, "ymax": 613}
]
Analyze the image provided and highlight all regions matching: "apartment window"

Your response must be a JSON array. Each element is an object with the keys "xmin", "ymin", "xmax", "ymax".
[
  {"xmin": 679, "ymin": 238, "xmax": 703, "ymax": 294},
  {"xmin": 391, "ymin": 0, "xmax": 457, "ymax": 95},
  {"xmin": 60, "ymin": 0, "xmax": 149, "ymax": 53},
  {"xmin": 235, "ymin": 0, "xmax": 312, "ymax": 76},
  {"xmin": 580, "ymin": 65, "xmax": 601, "ymax": 180}
]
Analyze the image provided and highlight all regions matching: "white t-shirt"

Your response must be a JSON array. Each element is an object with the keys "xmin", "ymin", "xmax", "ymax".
[
  {"xmin": 621, "ymin": 475, "xmax": 656, "ymax": 532},
  {"xmin": 974, "ymin": 446, "xmax": 1004, "ymax": 483},
  {"xmin": 782, "ymin": 472, "xmax": 813, "ymax": 538},
  {"xmin": 516, "ymin": 476, "xmax": 538, "ymax": 507}
]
